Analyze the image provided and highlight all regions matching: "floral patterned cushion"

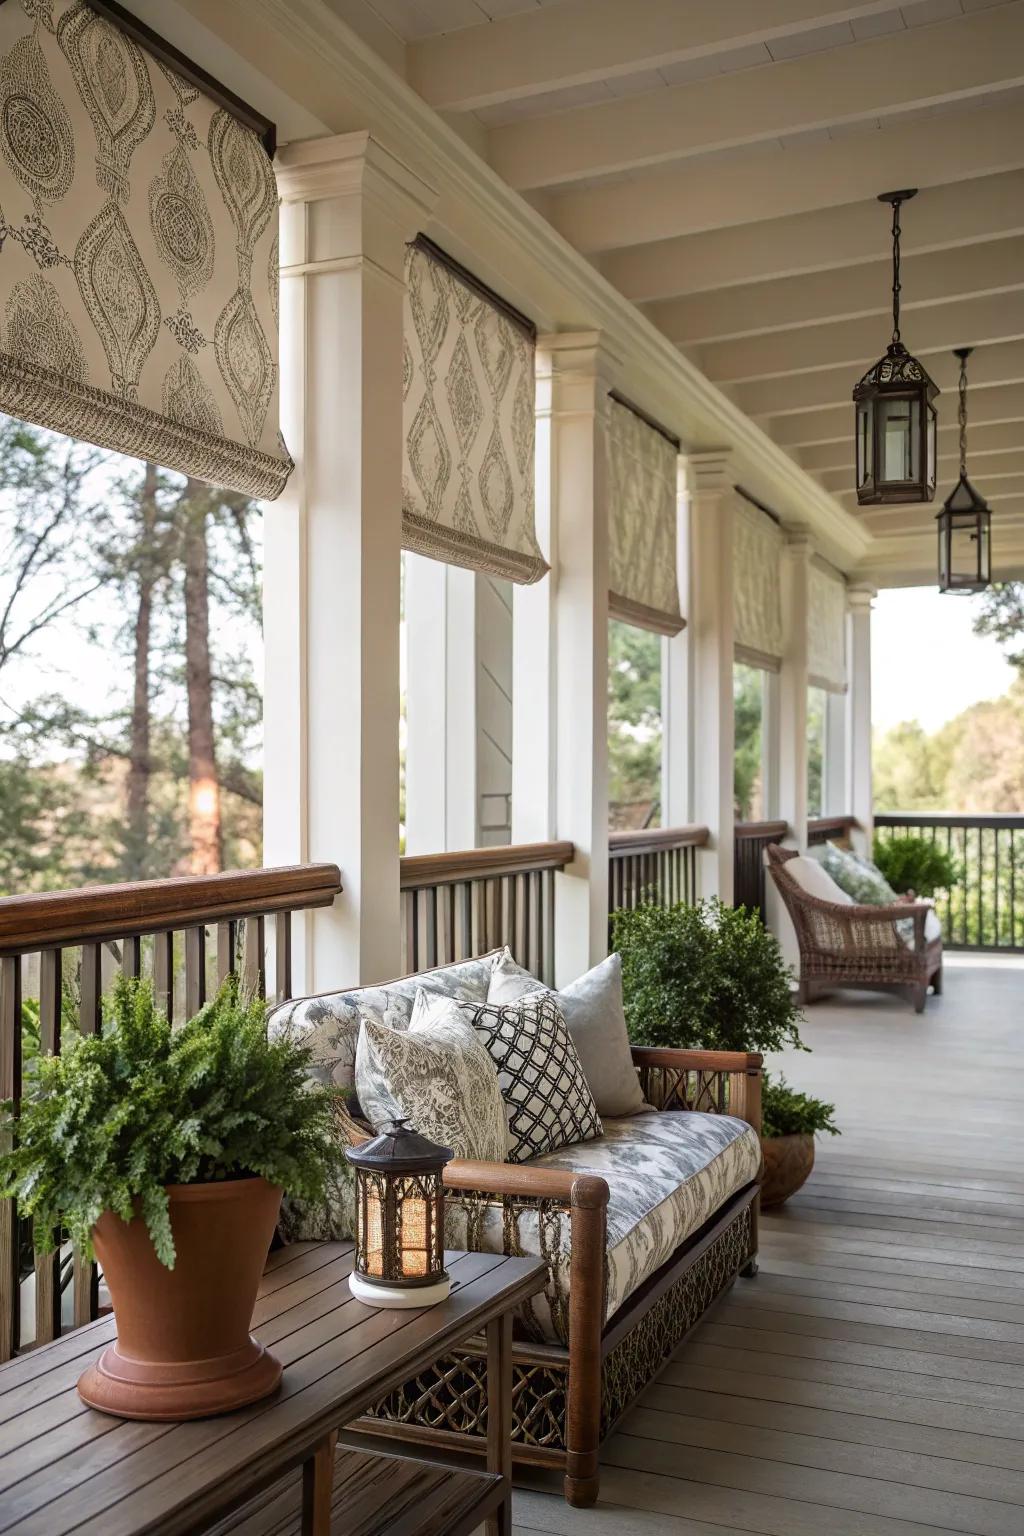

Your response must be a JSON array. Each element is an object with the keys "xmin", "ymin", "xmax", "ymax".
[
  {"xmin": 267, "ymin": 950, "xmax": 502, "ymax": 1095},
  {"xmin": 354, "ymin": 1004, "xmax": 508, "ymax": 1162},
  {"xmin": 822, "ymin": 841, "xmax": 898, "ymax": 905},
  {"xmin": 444, "ymin": 1110, "xmax": 762, "ymax": 1344}
]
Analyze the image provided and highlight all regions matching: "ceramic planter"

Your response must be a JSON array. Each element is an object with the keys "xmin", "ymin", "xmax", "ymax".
[
  {"xmin": 760, "ymin": 1132, "xmax": 814, "ymax": 1208},
  {"xmin": 77, "ymin": 1175, "xmax": 283, "ymax": 1420}
]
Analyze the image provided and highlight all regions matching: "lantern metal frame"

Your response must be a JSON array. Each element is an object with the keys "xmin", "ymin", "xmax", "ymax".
[
  {"xmin": 853, "ymin": 190, "xmax": 939, "ymax": 506},
  {"xmin": 346, "ymin": 1119, "xmax": 454, "ymax": 1308},
  {"xmin": 937, "ymin": 347, "xmax": 992, "ymax": 596}
]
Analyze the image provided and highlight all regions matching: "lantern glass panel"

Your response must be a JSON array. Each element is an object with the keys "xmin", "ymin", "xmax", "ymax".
[
  {"xmin": 398, "ymin": 1179, "xmax": 431, "ymax": 1278},
  {"xmin": 926, "ymin": 402, "xmax": 937, "ymax": 495},
  {"xmin": 879, "ymin": 394, "xmax": 918, "ymax": 483},
  {"xmin": 856, "ymin": 399, "xmax": 872, "ymax": 489}
]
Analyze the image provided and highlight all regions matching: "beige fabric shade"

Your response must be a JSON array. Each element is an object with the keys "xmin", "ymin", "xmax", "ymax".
[
  {"xmin": 808, "ymin": 559, "xmax": 848, "ymax": 693},
  {"xmin": 606, "ymin": 394, "xmax": 683, "ymax": 636},
  {"xmin": 402, "ymin": 239, "xmax": 546, "ymax": 585},
  {"xmin": 733, "ymin": 498, "xmax": 783, "ymax": 672},
  {"xmin": 0, "ymin": 1, "xmax": 291, "ymax": 499}
]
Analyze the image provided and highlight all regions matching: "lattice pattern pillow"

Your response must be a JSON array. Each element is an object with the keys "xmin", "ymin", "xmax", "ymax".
[{"xmin": 416, "ymin": 992, "xmax": 603, "ymax": 1162}]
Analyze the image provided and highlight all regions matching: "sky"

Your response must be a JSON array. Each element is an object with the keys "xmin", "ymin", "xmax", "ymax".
[{"xmin": 871, "ymin": 587, "xmax": 1017, "ymax": 735}]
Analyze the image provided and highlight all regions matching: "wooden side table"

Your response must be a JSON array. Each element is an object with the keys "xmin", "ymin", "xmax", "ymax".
[{"xmin": 0, "ymin": 1243, "xmax": 545, "ymax": 1536}]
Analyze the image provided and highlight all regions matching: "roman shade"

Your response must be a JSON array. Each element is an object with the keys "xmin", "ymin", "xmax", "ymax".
[
  {"xmin": 733, "ymin": 498, "xmax": 783, "ymax": 671},
  {"xmin": 808, "ymin": 559, "xmax": 848, "ymax": 693},
  {"xmin": 606, "ymin": 394, "xmax": 683, "ymax": 636},
  {"xmin": 0, "ymin": 1, "xmax": 291, "ymax": 500},
  {"xmin": 402, "ymin": 238, "xmax": 546, "ymax": 585}
]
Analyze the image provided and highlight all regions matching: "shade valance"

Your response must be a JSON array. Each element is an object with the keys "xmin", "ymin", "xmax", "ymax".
[
  {"xmin": 0, "ymin": 0, "xmax": 291, "ymax": 499},
  {"xmin": 402, "ymin": 238, "xmax": 546, "ymax": 585},
  {"xmin": 808, "ymin": 559, "xmax": 848, "ymax": 693},
  {"xmin": 733, "ymin": 498, "xmax": 782, "ymax": 671},
  {"xmin": 606, "ymin": 394, "xmax": 682, "ymax": 636}
]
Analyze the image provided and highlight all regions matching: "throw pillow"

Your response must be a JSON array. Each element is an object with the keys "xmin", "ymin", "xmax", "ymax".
[
  {"xmin": 822, "ymin": 841, "xmax": 898, "ymax": 905},
  {"xmin": 786, "ymin": 854, "xmax": 854, "ymax": 905},
  {"xmin": 354, "ymin": 1003, "xmax": 508, "ymax": 1163},
  {"xmin": 413, "ymin": 991, "xmax": 603, "ymax": 1163},
  {"xmin": 487, "ymin": 950, "xmax": 651, "ymax": 1118}
]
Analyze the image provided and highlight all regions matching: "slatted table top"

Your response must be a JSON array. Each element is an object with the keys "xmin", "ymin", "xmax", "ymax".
[{"xmin": 0, "ymin": 1242, "xmax": 545, "ymax": 1536}]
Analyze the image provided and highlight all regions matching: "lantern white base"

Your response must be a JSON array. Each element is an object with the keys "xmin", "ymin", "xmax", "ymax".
[{"xmin": 348, "ymin": 1272, "xmax": 451, "ymax": 1308}]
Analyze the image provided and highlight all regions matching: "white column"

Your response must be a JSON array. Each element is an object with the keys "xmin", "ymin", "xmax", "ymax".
[
  {"xmin": 846, "ymin": 584, "xmax": 876, "ymax": 853},
  {"xmin": 536, "ymin": 332, "xmax": 617, "ymax": 985},
  {"xmin": 661, "ymin": 459, "xmax": 689, "ymax": 828},
  {"xmin": 778, "ymin": 531, "xmax": 811, "ymax": 852},
  {"xmin": 269, "ymin": 133, "xmax": 436, "ymax": 991},
  {"xmin": 825, "ymin": 686, "xmax": 848, "ymax": 817},
  {"xmin": 404, "ymin": 555, "xmax": 477, "ymax": 855},
  {"xmin": 687, "ymin": 452, "xmax": 735, "ymax": 901}
]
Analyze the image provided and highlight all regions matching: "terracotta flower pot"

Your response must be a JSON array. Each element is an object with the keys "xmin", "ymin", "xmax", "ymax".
[
  {"xmin": 78, "ymin": 1175, "xmax": 283, "ymax": 1420},
  {"xmin": 760, "ymin": 1132, "xmax": 815, "ymax": 1208}
]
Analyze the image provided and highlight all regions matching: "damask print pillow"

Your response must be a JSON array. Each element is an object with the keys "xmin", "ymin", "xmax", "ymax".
[
  {"xmin": 355, "ymin": 1004, "xmax": 508, "ymax": 1164},
  {"xmin": 416, "ymin": 991, "xmax": 603, "ymax": 1163}
]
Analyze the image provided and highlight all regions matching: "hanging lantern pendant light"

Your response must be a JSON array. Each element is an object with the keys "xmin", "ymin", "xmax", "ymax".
[
  {"xmin": 853, "ymin": 190, "xmax": 939, "ymax": 506},
  {"xmin": 937, "ymin": 347, "xmax": 991, "ymax": 595}
]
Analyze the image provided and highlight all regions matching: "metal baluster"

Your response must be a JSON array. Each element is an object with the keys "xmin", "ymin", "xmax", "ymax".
[
  {"xmin": 34, "ymin": 950, "xmax": 62, "ymax": 1346},
  {"xmin": 74, "ymin": 944, "xmax": 102, "ymax": 1330},
  {"xmin": 184, "ymin": 927, "xmax": 206, "ymax": 1017},
  {"xmin": 275, "ymin": 912, "xmax": 293, "ymax": 1004},
  {"xmin": 0, "ymin": 957, "xmax": 22, "ymax": 1360}
]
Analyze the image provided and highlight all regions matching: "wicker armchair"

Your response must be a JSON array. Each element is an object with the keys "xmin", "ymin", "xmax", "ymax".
[{"xmin": 766, "ymin": 843, "xmax": 942, "ymax": 1013}]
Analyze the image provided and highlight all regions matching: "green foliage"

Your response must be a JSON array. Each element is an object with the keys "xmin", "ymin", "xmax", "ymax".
[
  {"xmin": 761, "ymin": 1074, "xmax": 839, "ymax": 1139},
  {"xmin": 612, "ymin": 897, "xmax": 806, "ymax": 1055},
  {"xmin": 733, "ymin": 665, "xmax": 763, "ymax": 819},
  {"xmin": 608, "ymin": 620, "xmax": 662, "ymax": 819},
  {"xmin": 973, "ymin": 581, "xmax": 1024, "ymax": 672},
  {"xmin": 0, "ymin": 975, "xmax": 342, "ymax": 1269},
  {"xmin": 807, "ymin": 686, "xmax": 826, "ymax": 818},
  {"xmin": 873, "ymin": 834, "xmax": 960, "ymax": 897}
]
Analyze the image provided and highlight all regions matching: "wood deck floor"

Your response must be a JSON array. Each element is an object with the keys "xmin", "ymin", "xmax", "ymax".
[{"xmin": 514, "ymin": 955, "xmax": 1024, "ymax": 1536}]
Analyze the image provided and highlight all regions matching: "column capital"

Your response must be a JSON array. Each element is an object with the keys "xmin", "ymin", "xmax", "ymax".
[
  {"xmin": 536, "ymin": 330, "xmax": 622, "ymax": 389},
  {"xmin": 847, "ymin": 582, "xmax": 877, "ymax": 613},
  {"xmin": 684, "ymin": 450, "xmax": 733, "ymax": 499},
  {"xmin": 276, "ymin": 131, "xmax": 437, "ymax": 278},
  {"xmin": 781, "ymin": 525, "xmax": 814, "ymax": 562}
]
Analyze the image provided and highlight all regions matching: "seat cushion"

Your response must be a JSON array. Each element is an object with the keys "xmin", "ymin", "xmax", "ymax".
[
  {"xmin": 444, "ymin": 1110, "xmax": 761, "ymax": 1344},
  {"xmin": 267, "ymin": 951, "xmax": 500, "ymax": 1094}
]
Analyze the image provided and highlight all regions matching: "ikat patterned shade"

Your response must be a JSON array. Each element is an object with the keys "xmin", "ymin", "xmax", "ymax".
[
  {"xmin": 606, "ymin": 395, "xmax": 682, "ymax": 636},
  {"xmin": 402, "ymin": 239, "xmax": 547, "ymax": 585},
  {"xmin": 0, "ymin": 0, "xmax": 291, "ymax": 499},
  {"xmin": 734, "ymin": 498, "xmax": 783, "ymax": 672},
  {"xmin": 808, "ymin": 559, "xmax": 848, "ymax": 694}
]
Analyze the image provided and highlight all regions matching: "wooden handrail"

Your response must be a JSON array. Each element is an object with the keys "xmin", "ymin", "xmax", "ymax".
[
  {"xmin": 0, "ymin": 864, "xmax": 342, "ymax": 954},
  {"xmin": 400, "ymin": 840, "xmax": 574, "ymax": 889},
  {"xmin": 608, "ymin": 825, "xmax": 708, "ymax": 855},
  {"xmin": 734, "ymin": 820, "xmax": 788, "ymax": 840},
  {"xmin": 808, "ymin": 815, "xmax": 858, "ymax": 836}
]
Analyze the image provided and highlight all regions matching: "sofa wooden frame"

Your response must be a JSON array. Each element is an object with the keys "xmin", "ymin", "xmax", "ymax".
[{"xmin": 343, "ymin": 1047, "xmax": 762, "ymax": 1508}]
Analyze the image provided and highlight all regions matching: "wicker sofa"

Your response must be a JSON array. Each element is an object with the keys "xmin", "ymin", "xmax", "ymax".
[
  {"xmin": 271, "ymin": 954, "xmax": 763, "ymax": 1508},
  {"xmin": 767, "ymin": 843, "xmax": 943, "ymax": 1012}
]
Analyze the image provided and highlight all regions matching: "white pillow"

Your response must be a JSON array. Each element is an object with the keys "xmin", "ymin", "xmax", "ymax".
[{"xmin": 785, "ymin": 854, "xmax": 854, "ymax": 906}]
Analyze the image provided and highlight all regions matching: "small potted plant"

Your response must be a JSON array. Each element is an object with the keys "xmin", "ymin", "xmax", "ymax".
[
  {"xmin": 760, "ymin": 1074, "xmax": 839, "ymax": 1207},
  {"xmin": 613, "ymin": 897, "xmax": 839, "ymax": 1207},
  {"xmin": 0, "ymin": 974, "xmax": 340, "ymax": 1421}
]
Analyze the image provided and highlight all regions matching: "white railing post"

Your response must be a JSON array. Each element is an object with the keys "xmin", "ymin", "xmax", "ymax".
[
  {"xmin": 268, "ymin": 133, "xmax": 436, "ymax": 991},
  {"xmin": 846, "ymin": 584, "xmax": 876, "ymax": 854},
  {"xmin": 686, "ymin": 452, "xmax": 735, "ymax": 902}
]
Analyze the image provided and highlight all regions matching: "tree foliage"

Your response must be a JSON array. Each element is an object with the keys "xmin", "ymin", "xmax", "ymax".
[
  {"xmin": 733, "ymin": 665, "xmax": 763, "ymax": 819},
  {"xmin": 0, "ymin": 976, "xmax": 343, "ymax": 1269},
  {"xmin": 608, "ymin": 620, "xmax": 661, "ymax": 821}
]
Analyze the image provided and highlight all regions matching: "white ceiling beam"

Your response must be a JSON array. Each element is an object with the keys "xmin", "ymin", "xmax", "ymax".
[
  {"xmin": 819, "ymin": 418, "xmax": 1022, "ymax": 466},
  {"xmin": 698, "ymin": 291, "xmax": 1024, "ymax": 385},
  {"xmin": 492, "ymin": 6, "xmax": 1024, "ymax": 192},
  {"xmin": 787, "ymin": 387, "xmax": 1024, "ymax": 460},
  {"xmin": 843, "ymin": 489, "xmax": 1024, "ymax": 523},
  {"xmin": 822, "ymin": 455, "xmax": 1024, "ymax": 494},
  {"xmin": 549, "ymin": 99, "xmax": 1024, "ymax": 253},
  {"xmin": 736, "ymin": 337, "xmax": 1024, "ymax": 419},
  {"xmin": 600, "ymin": 171, "xmax": 1024, "ymax": 302},
  {"xmin": 407, "ymin": 0, "xmax": 900, "ymax": 112},
  {"xmin": 647, "ymin": 238, "xmax": 1024, "ymax": 346}
]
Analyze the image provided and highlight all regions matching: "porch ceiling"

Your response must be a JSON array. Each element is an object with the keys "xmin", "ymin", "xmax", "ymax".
[{"xmin": 362, "ymin": 0, "xmax": 1024, "ymax": 585}]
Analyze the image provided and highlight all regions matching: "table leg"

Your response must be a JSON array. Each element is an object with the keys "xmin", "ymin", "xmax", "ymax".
[
  {"xmin": 301, "ymin": 1429, "xmax": 338, "ymax": 1536},
  {"xmin": 485, "ymin": 1312, "xmax": 513, "ymax": 1536}
]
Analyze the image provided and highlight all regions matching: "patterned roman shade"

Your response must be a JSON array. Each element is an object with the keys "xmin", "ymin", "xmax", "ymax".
[
  {"xmin": 606, "ymin": 394, "xmax": 682, "ymax": 636},
  {"xmin": 808, "ymin": 559, "xmax": 848, "ymax": 693},
  {"xmin": 733, "ymin": 498, "xmax": 783, "ymax": 671},
  {"xmin": 0, "ymin": 1, "xmax": 290, "ymax": 499},
  {"xmin": 402, "ymin": 239, "xmax": 546, "ymax": 585}
]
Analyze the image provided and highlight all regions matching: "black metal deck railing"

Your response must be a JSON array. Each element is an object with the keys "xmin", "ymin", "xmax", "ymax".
[{"xmin": 874, "ymin": 813, "xmax": 1024, "ymax": 952}]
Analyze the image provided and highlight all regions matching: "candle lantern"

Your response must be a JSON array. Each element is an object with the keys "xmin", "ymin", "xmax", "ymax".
[
  {"xmin": 937, "ymin": 347, "xmax": 992, "ymax": 595},
  {"xmin": 346, "ymin": 1119, "xmax": 453, "ymax": 1307},
  {"xmin": 853, "ymin": 190, "xmax": 938, "ymax": 506}
]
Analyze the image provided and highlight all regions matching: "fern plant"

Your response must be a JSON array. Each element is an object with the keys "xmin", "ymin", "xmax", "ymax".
[
  {"xmin": 761, "ymin": 1074, "xmax": 839, "ymax": 1139},
  {"xmin": 0, "ymin": 975, "xmax": 342, "ymax": 1269}
]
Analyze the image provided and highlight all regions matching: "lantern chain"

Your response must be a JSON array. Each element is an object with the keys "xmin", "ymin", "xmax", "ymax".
[
  {"xmin": 959, "ymin": 353, "xmax": 968, "ymax": 479},
  {"xmin": 890, "ymin": 196, "xmax": 902, "ymax": 346}
]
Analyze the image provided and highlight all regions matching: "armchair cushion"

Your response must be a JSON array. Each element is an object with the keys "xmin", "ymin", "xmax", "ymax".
[
  {"xmin": 786, "ymin": 853, "xmax": 854, "ymax": 905},
  {"xmin": 445, "ymin": 1111, "xmax": 761, "ymax": 1345}
]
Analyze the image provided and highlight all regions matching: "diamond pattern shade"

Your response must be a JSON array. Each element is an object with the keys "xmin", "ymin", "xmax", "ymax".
[
  {"xmin": 606, "ymin": 396, "xmax": 683, "ymax": 636},
  {"xmin": 734, "ymin": 498, "xmax": 783, "ymax": 671},
  {"xmin": 808, "ymin": 559, "xmax": 848, "ymax": 693},
  {"xmin": 402, "ymin": 240, "xmax": 547, "ymax": 584},
  {"xmin": 0, "ymin": 1, "xmax": 291, "ymax": 498}
]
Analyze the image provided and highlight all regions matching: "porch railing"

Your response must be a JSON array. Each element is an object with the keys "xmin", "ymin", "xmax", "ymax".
[
  {"xmin": 808, "ymin": 815, "xmax": 858, "ymax": 847},
  {"xmin": 0, "ymin": 862, "xmax": 343, "ymax": 1362},
  {"xmin": 734, "ymin": 821, "xmax": 788, "ymax": 921},
  {"xmin": 399, "ymin": 841, "xmax": 573, "ymax": 985},
  {"xmin": 874, "ymin": 813, "xmax": 1024, "ymax": 952},
  {"xmin": 608, "ymin": 826, "xmax": 707, "ymax": 921}
]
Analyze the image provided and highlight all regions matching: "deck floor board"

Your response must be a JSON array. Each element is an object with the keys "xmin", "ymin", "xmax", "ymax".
[{"xmin": 516, "ymin": 956, "xmax": 1024, "ymax": 1533}]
